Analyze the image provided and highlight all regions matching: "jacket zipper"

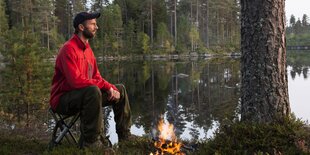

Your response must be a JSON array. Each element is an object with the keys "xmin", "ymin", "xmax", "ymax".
[{"xmin": 83, "ymin": 51, "xmax": 92, "ymax": 79}]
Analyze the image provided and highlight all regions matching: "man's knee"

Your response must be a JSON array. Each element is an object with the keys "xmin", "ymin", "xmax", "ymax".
[
  {"xmin": 115, "ymin": 84, "xmax": 126, "ymax": 97},
  {"xmin": 115, "ymin": 84, "xmax": 126, "ymax": 92},
  {"xmin": 84, "ymin": 85, "xmax": 102, "ymax": 99}
]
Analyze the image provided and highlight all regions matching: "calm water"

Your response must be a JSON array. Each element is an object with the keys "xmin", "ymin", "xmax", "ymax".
[
  {"xmin": 287, "ymin": 51, "xmax": 310, "ymax": 122},
  {"xmin": 100, "ymin": 57, "xmax": 241, "ymax": 143},
  {"xmin": 99, "ymin": 54, "xmax": 310, "ymax": 144},
  {"xmin": 2, "ymin": 53, "xmax": 308, "ymax": 144}
]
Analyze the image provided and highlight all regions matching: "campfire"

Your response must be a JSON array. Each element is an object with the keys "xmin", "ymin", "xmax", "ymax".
[{"xmin": 150, "ymin": 118, "xmax": 185, "ymax": 155}]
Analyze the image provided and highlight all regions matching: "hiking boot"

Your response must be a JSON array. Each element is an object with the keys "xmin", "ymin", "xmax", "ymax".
[
  {"xmin": 100, "ymin": 135, "xmax": 113, "ymax": 147},
  {"xmin": 84, "ymin": 139, "xmax": 102, "ymax": 148},
  {"xmin": 84, "ymin": 139, "xmax": 115, "ymax": 154}
]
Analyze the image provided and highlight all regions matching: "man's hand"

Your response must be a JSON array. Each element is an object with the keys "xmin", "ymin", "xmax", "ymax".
[{"xmin": 107, "ymin": 87, "xmax": 120, "ymax": 102}]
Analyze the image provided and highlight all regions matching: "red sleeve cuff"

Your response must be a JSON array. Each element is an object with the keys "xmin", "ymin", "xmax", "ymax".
[
  {"xmin": 101, "ymin": 81, "xmax": 112, "ymax": 91},
  {"xmin": 111, "ymin": 85, "xmax": 119, "ymax": 92}
]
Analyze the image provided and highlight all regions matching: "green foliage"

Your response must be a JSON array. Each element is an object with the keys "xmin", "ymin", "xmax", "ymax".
[
  {"xmin": 6, "ymin": 0, "xmax": 61, "ymax": 51},
  {"xmin": 95, "ymin": 3, "xmax": 123, "ymax": 56},
  {"xmin": 199, "ymin": 116, "xmax": 310, "ymax": 155},
  {"xmin": 287, "ymin": 51, "xmax": 310, "ymax": 66},
  {"xmin": 0, "ymin": 132, "xmax": 46, "ymax": 155},
  {"xmin": 190, "ymin": 69, "xmax": 201, "ymax": 89},
  {"xmin": 152, "ymin": 0, "xmax": 169, "ymax": 37},
  {"xmin": 141, "ymin": 62, "xmax": 151, "ymax": 82},
  {"xmin": 157, "ymin": 62, "xmax": 172, "ymax": 91},
  {"xmin": 3, "ymin": 0, "xmax": 242, "ymax": 56},
  {"xmin": 189, "ymin": 25, "xmax": 200, "ymax": 52},
  {"xmin": 176, "ymin": 15, "xmax": 191, "ymax": 52},
  {"xmin": 47, "ymin": 144, "xmax": 110, "ymax": 155},
  {"xmin": 114, "ymin": 0, "xmax": 142, "ymax": 22},
  {"xmin": 137, "ymin": 32, "xmax": 150, "ymax": 54},
  {"xmin": 0, "ymin": 27, "xmax": 53, "ymax": 120},
  {"xmin": 206, "ymin": 0, "xmax": 240, "ymax": 50},
  {"xmin": 0, "ymin": 131, "xmax": 114, "ymax": 155},
  {"xmin": 287, "ymin": 13, "xmax": 310, "ymax": 38},
  {"xmin": 0, "ymin": 0, "xmax": 8, "ymax": 35},
  {"xmin": 290, "ymin": 15, "xmax": 296, "ymax": 27},
  {"xmin": 116, "ymin": 137, "xmax": 153, "ymax": 155},
  {"xmin": 287, "ymin": 33, "xmax": 310, "ymax": 46},
  {"xmin": 0, "ymin": 0, "xmax": 8, "ymax": 51},
  {"xmin": 3, "ymin": 117, "xmax": 309, "ymax": 155},
  {"xmin": 111, "ymin": 0, "xmax": 241, "ymax": 54},
  {"xmin": 0, "ymin": 131, "xmax": 152, "ymax": 155},
  {"xmin": 189, "ymin": 25, "xmax": 200, "ymax": 44},
  {"xmin": 124, "ymin": 19, "xmax": 136, "ymax": 54},
  {"xmin": 302, "ymin": 14, "xmax": 309, "ymax": 27},
  {"xmin": 156, "ymin": 22, "xmax": 173, "ymax": 53},
  {"xmin": 49, "ymin": 25, "xmax": 65, "ymax": 50}
]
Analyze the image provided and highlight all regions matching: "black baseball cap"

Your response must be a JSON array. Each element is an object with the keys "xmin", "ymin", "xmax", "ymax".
[{"xmin": 73, "ymin": 12, "xmax": 101, "ymax": 28}]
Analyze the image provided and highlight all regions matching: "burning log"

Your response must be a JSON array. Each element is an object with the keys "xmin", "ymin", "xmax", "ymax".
[
  {"xmin": 153, "ymin": 138, "xmax": 182, "ymax": 154},
  {"xmin": 149, "ymin": 117, "xmax": 199, "ymax": 155},
  {"xmin": 151, "ymin": 136, "xmax": 198, "ymax": 155}
]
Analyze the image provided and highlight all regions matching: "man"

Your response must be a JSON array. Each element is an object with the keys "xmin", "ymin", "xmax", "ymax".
[{"xmin": 50, "ymin": 12, "xmax": 133, "ymax": 149}]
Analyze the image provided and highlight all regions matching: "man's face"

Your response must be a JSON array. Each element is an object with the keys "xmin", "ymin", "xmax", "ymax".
[{"xmin": 81, "ymin": 19, "xmax": 98, "ymax": 39}]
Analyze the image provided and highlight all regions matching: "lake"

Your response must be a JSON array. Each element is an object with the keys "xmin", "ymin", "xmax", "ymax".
[
  {"xmin": 1, "ymin": 52, "xmax": 308, "ymax": 144},
  {"xmin": 100, "ymin": 52, "xmax": 310, "ymax": 144}
]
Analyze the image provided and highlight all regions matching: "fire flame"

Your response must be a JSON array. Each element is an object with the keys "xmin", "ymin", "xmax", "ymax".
[
  {"xmin": 158, "ymin": 118, "xmax": 176, "ymax": 142},
  {"xmin": 150, "ymin": 119, "xmax": 184, "ymax": 155}
]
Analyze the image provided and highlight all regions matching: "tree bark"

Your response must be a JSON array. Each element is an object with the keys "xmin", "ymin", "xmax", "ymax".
[
  {"xmin": 174, "ymin": 0, "xmax": 177, "ymax": 46},
  {"xmin": 150, "ymin": 0, "xmax": 153, "ymax": 46},
  {"xmin": 240, "ymin": 0, "xmax": 290, "ymax": 123}
]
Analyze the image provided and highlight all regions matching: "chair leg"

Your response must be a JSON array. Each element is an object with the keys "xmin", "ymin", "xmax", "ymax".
[
  {"xmin": 63, "ymin": 113, "xmax": 80, "ymax": 145},
  {"xmin": 48, "ymin": 108, "xmax": 80, "ymax": 149},
  {"xmin": 48, "ymin": 108, "xmax": 112, "ymax": 149},
  {"xmin": 48, "ymin": 122, "xmax": 61, "ymax": 150}
]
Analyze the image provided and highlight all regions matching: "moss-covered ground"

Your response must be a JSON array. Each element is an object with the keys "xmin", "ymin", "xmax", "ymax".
[{"xmin": 1, "ymin": 116, "xmax": 310, "ymax": 155}]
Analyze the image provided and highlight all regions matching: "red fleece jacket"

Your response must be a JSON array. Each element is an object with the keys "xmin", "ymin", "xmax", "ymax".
[{"xmin": 50, "ymin": 34, "xmax": 118, "ymax": 110}]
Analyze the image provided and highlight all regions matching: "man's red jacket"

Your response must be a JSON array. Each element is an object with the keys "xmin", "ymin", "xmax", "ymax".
[{"xmin": 50, "ymin": 34, "xmax": 117, "ymax": 110}]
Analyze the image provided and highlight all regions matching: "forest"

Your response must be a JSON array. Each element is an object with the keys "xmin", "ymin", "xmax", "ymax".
[
  {"xmin": 1, "ymin": 0, "xmax": 310, "ymax": 154},
  {"xmin": 0, "ymin": 0, "xmax": 241, "ymax": 124},
  {"xmin": 1, "ymin": 0, "xmax": 240, "ymax": 56},
  {"xmin": 287, "ymin": 14, "xmax": 310, "ymax": 46}
]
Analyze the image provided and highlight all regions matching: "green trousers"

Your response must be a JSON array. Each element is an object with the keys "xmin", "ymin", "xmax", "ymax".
[{"xmin": 55, "ymin": 84, "xmax": 131, "ymax": 146}]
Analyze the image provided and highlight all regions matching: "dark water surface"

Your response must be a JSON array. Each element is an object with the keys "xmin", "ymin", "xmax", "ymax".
[
  {"xmin": 99, "ymin": 54, "xmax": 310, "ymax": 144},
  {"xmin": 100, "ymin": 57, "xmax": 240, "ymax": 144},
  {"xmin": 2, "ymin": 53, "xmax": 308, "ymax": 144}
]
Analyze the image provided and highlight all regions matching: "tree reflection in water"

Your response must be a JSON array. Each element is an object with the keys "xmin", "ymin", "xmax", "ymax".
[
  {"xmin": 99, "ymin": 58, "xmax": 241, "ymax": 143},
  {"xmin": 0, "ymin": 53, "xmax": 309, "ymax": 142},
  {"xmin": 287, "ymin": 51, "xmax": 310, "ymax": 80}
]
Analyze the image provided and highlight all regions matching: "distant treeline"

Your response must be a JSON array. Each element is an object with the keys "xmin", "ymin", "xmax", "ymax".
[
  {"xmin": 1, "ymin": 0, "xmax": 241, "ymax": 56},
  {"xmin": 0, "ymin": 0, "xmax": 241, "ymax": 123},
  {"xmin": 287, "ymin": 14, "xmax": 310, "ymax": 46}
]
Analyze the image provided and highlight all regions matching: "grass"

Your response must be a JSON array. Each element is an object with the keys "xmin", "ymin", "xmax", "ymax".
[
  {"xmin": 0, "ymin": 132, "xmax": 46, "ymax": 155},
  {"xmin": 0, "ymin": 130, "xmax": 156, "ymax": 155},
  {"xmin": 1, "ymin": 116, "xmax": 310, "ymax": 155},
  {"xmin": 199, "ymin": 116, "xmax": 310, "ymax": 155}
]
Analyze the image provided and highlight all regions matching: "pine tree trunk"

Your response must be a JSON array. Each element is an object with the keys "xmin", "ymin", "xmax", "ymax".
[
  {"xmin": 174, "ymin": 0, "xmax": 177, "ymax": 46},
  {"xmin": 240, "ymin": 0, "xmax": 290, "ymax": 123},
  {"xmin": 206, "ymin": 0, "xmax": 209, "ymax": 48},
  {"xmin": 150, "ymin": 0, "xmax": 153, "ymax": 46}
]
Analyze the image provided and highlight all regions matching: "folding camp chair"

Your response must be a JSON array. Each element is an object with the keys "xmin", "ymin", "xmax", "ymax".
[
  {"xmin": 48, "ymin": 108, "xmax": 80, "ymax": 149},
  {"xmin": 48, "ymin": 108, "xmax": 112, "ymax": 150}
]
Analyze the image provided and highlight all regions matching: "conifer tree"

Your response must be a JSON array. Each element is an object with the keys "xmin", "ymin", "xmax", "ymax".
[
  {"xmin": 0, "ymin": 0, "xmax": 54, "ymax": 124},
  {"xmin": 0, "ymin": 0, "xmax": 8, "ymax": 35},
  {"xmin": 240, "ymin": 0, "xmax": 290, "ymax": 123}
]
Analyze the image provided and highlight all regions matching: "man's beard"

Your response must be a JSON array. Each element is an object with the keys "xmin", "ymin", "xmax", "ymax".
[{"xmin": 83, "ymin": 28, "xmax": 95, "ymax": 39}]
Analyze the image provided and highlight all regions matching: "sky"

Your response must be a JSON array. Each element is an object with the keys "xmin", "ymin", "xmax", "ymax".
[{"xmin": 285, "ymin": 0, "xmax": 310, "ymax": 19}]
